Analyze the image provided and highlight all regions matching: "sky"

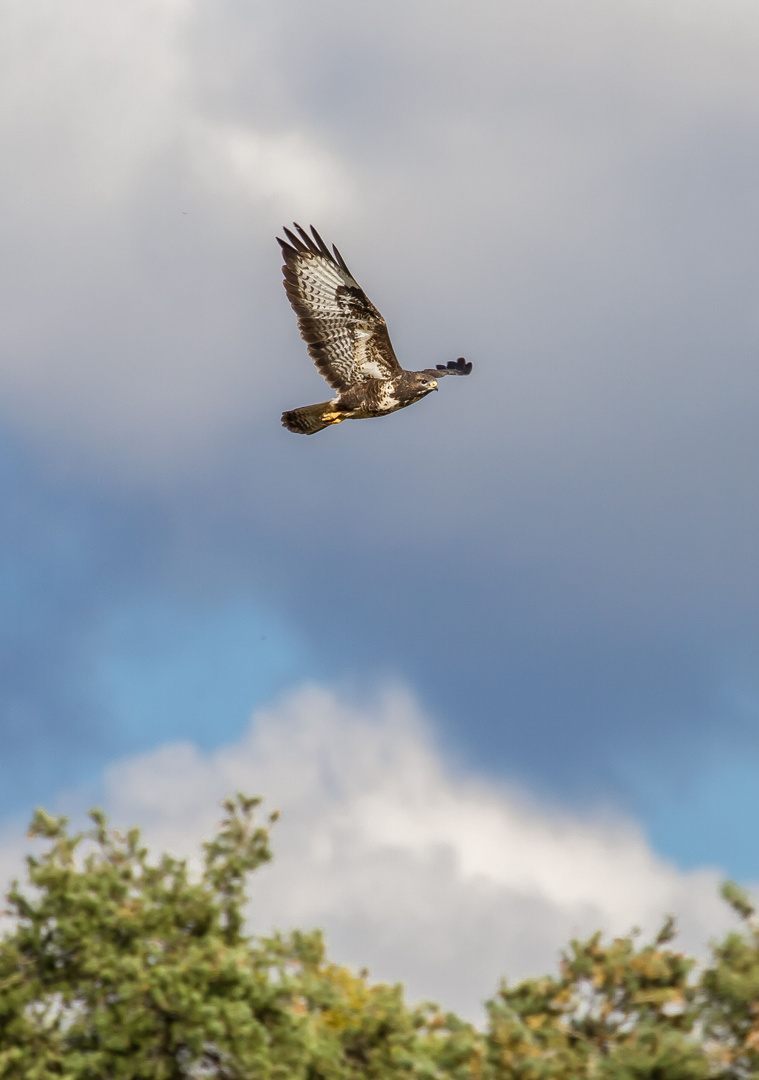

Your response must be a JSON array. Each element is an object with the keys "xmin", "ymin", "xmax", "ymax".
[{"xmin": 2, "ymin": 0, "xmax": 759, "ymax": 1017}]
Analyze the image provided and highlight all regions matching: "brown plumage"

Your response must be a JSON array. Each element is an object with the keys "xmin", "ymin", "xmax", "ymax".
[{"xmin": 278, "ymin": 225, "xmax": 472, "ymax": 434}]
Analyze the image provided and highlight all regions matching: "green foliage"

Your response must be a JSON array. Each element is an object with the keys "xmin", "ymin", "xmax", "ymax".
[
  {"xmin": 0, "ymin": 795, "xmax": 474, "ymax": 1080},
  {"xmin": 701, "ymin": 883, "xmax": 759, "ymax": 1077},
  {"xmin": 486, "ymin": 922, "xmax": 710, "ymax": 1080},
  {"xmin": 0, "ymin": 792, "xmax": 757, "ymax": 1079}
]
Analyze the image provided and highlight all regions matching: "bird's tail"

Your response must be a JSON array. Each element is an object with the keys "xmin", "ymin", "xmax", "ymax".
[{"xmin": 281, "ymin": 401, "xmax": 344, "ymax": 435}]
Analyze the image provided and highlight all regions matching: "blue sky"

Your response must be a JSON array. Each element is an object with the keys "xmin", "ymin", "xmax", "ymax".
[{"xmin": 2, "ymin": 0, "xmax": 759, "ymax": 1004}]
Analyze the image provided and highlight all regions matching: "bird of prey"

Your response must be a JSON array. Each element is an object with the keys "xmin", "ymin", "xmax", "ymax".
[{"xmin": 278, "ymin": 224, "xmax": 472, "ymax": 434}]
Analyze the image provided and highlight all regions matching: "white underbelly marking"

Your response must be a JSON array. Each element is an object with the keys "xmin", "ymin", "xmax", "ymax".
[{"xmin": 359, "ymin": 359, "xmax": 386, "ymax": 380}]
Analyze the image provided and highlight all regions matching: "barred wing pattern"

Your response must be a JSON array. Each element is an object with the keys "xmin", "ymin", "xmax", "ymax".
[{"xmin": 278, "ymin": 225, "xmax": 402, "ymax": 391}]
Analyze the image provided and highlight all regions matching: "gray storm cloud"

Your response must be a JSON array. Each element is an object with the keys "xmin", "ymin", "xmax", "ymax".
[{"xmin": 2, "ymin": 0, "xmax": 759, "ymax": 475}]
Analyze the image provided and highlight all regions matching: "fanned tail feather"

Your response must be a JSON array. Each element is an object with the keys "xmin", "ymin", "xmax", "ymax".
[{"xmin": 281, "ymin": 401, "xmax": 339, "ymax": 435}]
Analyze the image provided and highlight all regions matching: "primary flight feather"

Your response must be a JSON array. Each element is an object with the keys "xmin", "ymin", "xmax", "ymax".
[{"xmin": 278, "ymin": 224, "xmax": 471, "ymax": 434}]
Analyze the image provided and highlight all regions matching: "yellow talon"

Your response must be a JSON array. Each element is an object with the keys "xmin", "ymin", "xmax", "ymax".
[{"xmin": 322, "ymin": 412, "xmax": 345, "ymax": 425}]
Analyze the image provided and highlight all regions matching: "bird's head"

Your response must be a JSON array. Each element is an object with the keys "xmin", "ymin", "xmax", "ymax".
[{"xmin": 414, "ymin": 371, "xmax": 439, "ymax": 393}]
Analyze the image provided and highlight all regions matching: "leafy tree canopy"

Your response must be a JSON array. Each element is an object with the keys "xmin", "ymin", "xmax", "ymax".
[{"xmin": 0, "ymin": 794, "xmax": 756, "ymax": 1079}]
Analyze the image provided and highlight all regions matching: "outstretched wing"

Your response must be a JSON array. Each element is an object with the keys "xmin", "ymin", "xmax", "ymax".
[{"xmin": 278, "ymin": 224, "xmax": 402, "ymax": 391}]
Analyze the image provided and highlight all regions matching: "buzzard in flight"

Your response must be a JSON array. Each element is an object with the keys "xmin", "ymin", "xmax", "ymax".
[{"xmin": 278, "ymin": 224, "xmax": 472, "ymax": 434}]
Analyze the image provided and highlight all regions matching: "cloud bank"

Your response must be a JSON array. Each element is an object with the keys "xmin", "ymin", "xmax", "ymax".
[{"xmin": 49, "ymin": 684, "xmax": 730, "ymax": 1019}]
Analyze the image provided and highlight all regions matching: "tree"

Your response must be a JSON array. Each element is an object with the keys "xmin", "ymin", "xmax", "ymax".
[
  {"xmin": 0, "ymin": 795, "xmax": 476, "ymax": 1080},
  {"xmin": 485, "ymin": 917, "xmax": 711, "ymax": 1080},
  {"xmin": 700, "ymin": 882, "xmax": 759, "ymax": 1078},
  {"xmin": 0, "ymin": 793, "xmax": 757, "ymax": 1079}
]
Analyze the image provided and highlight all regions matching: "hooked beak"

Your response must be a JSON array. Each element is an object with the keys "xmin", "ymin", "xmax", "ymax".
[{"xmin": 432, "ymin": 380, "xmax": 439, "ymax": 391}]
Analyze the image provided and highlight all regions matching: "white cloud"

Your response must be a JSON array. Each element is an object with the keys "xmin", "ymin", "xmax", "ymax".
[
  {"xmin": 189, "ymin": 121, "xmax": 355, "ymax": 219},
  {"xmin": 0, "ymin": 0, "xmax": 355, "ymax": 472},
  {"xmin": 0, "ymin": 0, "xmax": 189, "ymax": 220},
  {"xmin": 21, "ymin": 683, "xmax": 727, "ymax": 1019}
]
